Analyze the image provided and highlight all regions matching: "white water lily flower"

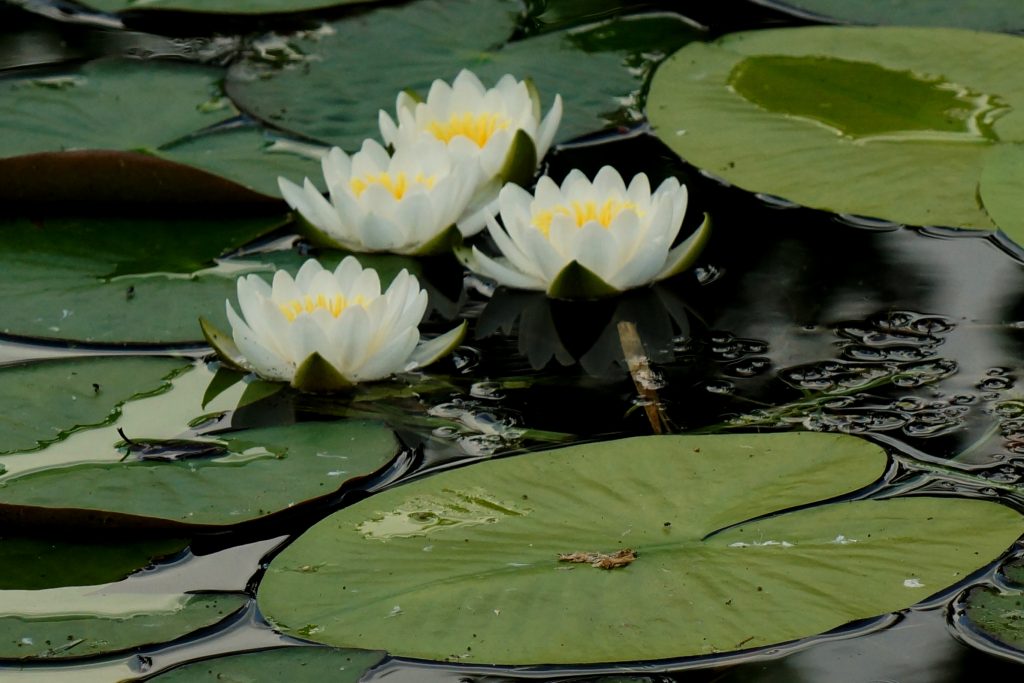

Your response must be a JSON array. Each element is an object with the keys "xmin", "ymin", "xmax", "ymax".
[
  {"xmin": 278, "ymin": 137, "xmax": 480, "ymax": 255},
  {"xmin": 379, "ymin": 69, "xmax": 563, "ymax": 233},
  {"xmin": 204, "ymin": 258, "xmax": 465, "ymax": 391},
  {"xmin": 460, "ymin": 166, "xmax": 711, "ymax": 299}
]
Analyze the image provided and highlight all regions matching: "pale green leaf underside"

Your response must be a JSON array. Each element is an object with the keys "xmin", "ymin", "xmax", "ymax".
[
  {"xmin": 258, "ymin": 432, "xmax": 1023, "ymax": 664},
  {"xmin": 648, "ymin": 26, "xmax": 1024, "ymax": 230}
]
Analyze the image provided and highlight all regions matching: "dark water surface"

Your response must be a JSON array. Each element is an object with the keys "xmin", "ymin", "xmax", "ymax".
[{"xmin": 3, "ymin": 1, "xmax": 1024, "ymax": 680}]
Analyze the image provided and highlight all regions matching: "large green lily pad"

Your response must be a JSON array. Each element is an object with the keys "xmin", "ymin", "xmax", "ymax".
[
  {"xmin": 258, "ymin": 432, "xmax": 1023, "ymax": 664},
  {"xmin": 83, "ymin": 0, "xmax": 375, "ymax": 13},
  {"xmin": 767, "ymin": 0, "xmax": 1024, "ymax": 32},
  {"xmin": 0, "ymin": 59, "xmax": 323, "ymax": 201},
  {"xmin": 0, "ymin": 358, "xmax": 399, "ymax": 529},
  {"xmin": 0, "ymin": 215, "xmax": 305, "ymax": 343},
  {"xmin": 648, "ymin": 27, "xmax": 1024, "ymax": 233},
  {"xmin": 149, "ymin": 647, "xmax": 385, "ymax": 682},
  {"xmin": 226, "ymin": 0, "xmax": 701, "ymax": 150},
  {"xmin": 0, "ymin": 590, "xmax": 246, "ymax": 660}
]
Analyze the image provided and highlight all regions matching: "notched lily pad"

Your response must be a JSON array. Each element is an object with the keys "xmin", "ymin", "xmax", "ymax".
[
  {"xmin": 83, "ymin": 0, "xmax": 380, "ymax": 15},
  {"xmin": 257, "ymin": 432, "xmax": 1023, "ymax": 664},
  {"xmin": 226, "ymin": 0, "xmax": 701, "ymax": 150},
  {"xmin": 648, "ymin": 26, "xmax": 1024, "ymax": 231}
]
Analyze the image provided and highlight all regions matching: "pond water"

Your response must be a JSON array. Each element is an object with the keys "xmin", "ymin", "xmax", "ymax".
[{"xmin": 2, "ymin": 0, "xmax": 1024, "ymax": 680}]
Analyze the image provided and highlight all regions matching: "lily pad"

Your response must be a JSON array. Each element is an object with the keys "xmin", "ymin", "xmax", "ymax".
[
  {"xmin": 0, "ymin": 590, "xmax": 246, "ymax": 660},
  {"xmin": 257, "ymin": 432, "xmax": 1023, "ymax": 664},
  {"xmin": 960, "ymin": 559, "xmax": 1024, "ymax": 654},
  {"xmin": 0, "ymin": 536, "xmax": 186, "ymax": 590},
  {"xmin": 0, "ymin": 358, "xmax": 399, "ymax": 529},
  {"xmin": 0, "ymin": 215, "xmax": 305, "ymax": 343},
  {"xmin": 648, "ymin": 26, "xmax": 1024, "ymax": 230},
  {"xmin": 83, "ymin": 0, "xmax": 376, "ymax": 14},
  {"xmin": 149, "ymin": 647, "xmax": 385, "ymax": 682},
  {"xmin": 979, "ymin": 144, "xmax": 1024, "ymax": 246},
  {"xmin": 0, "ymin": 356, "xmax": 188, "ymax": 456},
  {"xmin": 0, "ymin": 59, "xmax": 323, "ymax": 201},
  {"xmin": 226, "ymin": 0, "xmax": 701, "ymax": 150},
  {"xmin": 765, "ymin": 0, "xmax": 1024, "ymax": 32}
]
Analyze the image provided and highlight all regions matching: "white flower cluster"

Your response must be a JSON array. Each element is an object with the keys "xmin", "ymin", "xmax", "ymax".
[
  {"xmin": 214, "ymin": 70, "xmax": 710, "ymax": 390},
  {"xmin": 280, "ymin": 69, "xmax": 562, "ymax": 256}
]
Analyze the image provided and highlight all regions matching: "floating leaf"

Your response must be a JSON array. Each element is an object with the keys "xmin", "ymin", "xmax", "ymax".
[
  {"xmin": 648, "ymin": 27, "xmax": 1024, "ymax": 230},
  {"xmin": 0, "ymin": 59, "xmax": 323, "ymax": 201},
  {"xmin": 0, "ymin": 358, "xmax": 399, "ymax": 529},
  {"xmin": 979, "ymin": 144, "xmax": 1024, "ymax": 247},
  {"xmin": 83, "ymin": 0, "xmax": 377, "ymax": 14},
  {"xmin": 0, "ymin": 536, "xmax": 186, "ymax": 591},
  {"xmin": 258, "ymin": 432, "xmax": 1023, "ymax": 664},
  {"xmin": 226, "ymin": 0, "xmax": 701, "ymax": 150},
  {"xmin": 148, "ymin": 647, "xmax": 385, "ymax": 682},
  {"xmin": 0, "ymin": 356, "xmax": 188, "ymax": 456},
  {"xmin": 960, "ymin": 559, "xmax": 1024, "ymax": 654},
  {"xmin": 766, "ymin": 0, "xmax": 1024, "ymax": 32},
  {"xmin": 0, "ymin": 215, "xmax": 301, "ymax": 343},
  {"xmin": 0, "ymin": 590, "xmax": 246, "ymax": 660}
]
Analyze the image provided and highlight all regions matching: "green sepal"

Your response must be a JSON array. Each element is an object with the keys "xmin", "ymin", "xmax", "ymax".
[
  {"xmin": 238, "ymin": 378, "xmax": 285, "ymax": 408},
  {"xmin": 201, "ymin": 365, "xmax": 245, "ymax": 409},
  {"xmin": 523, "ymin": 77, "xmax": 542, "ymax": 122},
  {"xmin": 408, "ymin": 321, "xmax": 468, "ymax": 369},
  {"xmin": 199, "ymin": 316, "xmax": 248, "ymax": 372},
  {"xmin": 407, "ymin": 224, "xmax": 464, "ymax": 256},
  {"xmin": 291, "ymin": 352, "xmax": 356, "ymax": 393},
  {"xmin": 546, "ymin": 260, "xmax": 621, "ymax": 300},
  {"xmin": 655, "ymin": 212, "xmax": 712, "ymax": 282},
  {"xmin": 291, "ymin": 212, "xmax": 351, "ymax": 250},
  {"xmin": 400, "ymin": 87, "xmax": 425, "ymax": 104},
  {"xmin": 499, "ymin": 128, "xmax": 539, "ymax": 189}
]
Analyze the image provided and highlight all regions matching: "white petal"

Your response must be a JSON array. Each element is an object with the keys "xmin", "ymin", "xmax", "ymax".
[
  {"xmin": 626, "ymin": 173, "xmax": 652, "ymax": 207},
  {"xmin": 407, "ymin": 322, "xmax": 465, "ymax": 369},
  {"xmin": 593, "ymin": 166, "xmax": 626, "ymax": 199},
  {"xmin": 378, "ymin": 110, "xmax": 400, "ymax": 147},
  {"xmin": 535, "ymin": 94, "xmax": 562, "ymax": 159},
  {"xmin": 322, "ymin": 147, "xmax": 351, "ymax": 192},
  {"xmin": 486, "ymin": 214, "xmax": 541, "ymax": 278},
  {"xmin": 470, "ymin": 247, "xmax": 546, "ymax": 290},
  {"xmin": 353, "ymin": 212, "xmax": 405, "ymax": 251},
  {"xmin": 352, "ymin": 326, "xmax": 419, "ymax": 381},
  {"xmin": 227, "ymin": 303, "xmax": 292, "ymax": 381},
  {"xmin": 573, "ymin": 224, "xmax": 618, "ymax": 282},
  {"xmin": 331, "ymin": 305, "xmax": 372, "ymax": 375}
]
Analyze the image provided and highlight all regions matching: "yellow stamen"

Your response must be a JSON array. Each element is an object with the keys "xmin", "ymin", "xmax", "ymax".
[
  {"xmin": 278, "ymin": 293, "xmax": 368, "ymax": 322},
  {"xmin": 532, "ymin": 199, "xmax": 640, "ymax": 236},
  {"xmin": 427, "ymin": 112, "xmax": 510, "ymax": 147},
  {"xmin": 349, "ymin": 172, "xmax": 436, "ymax": 200}
]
